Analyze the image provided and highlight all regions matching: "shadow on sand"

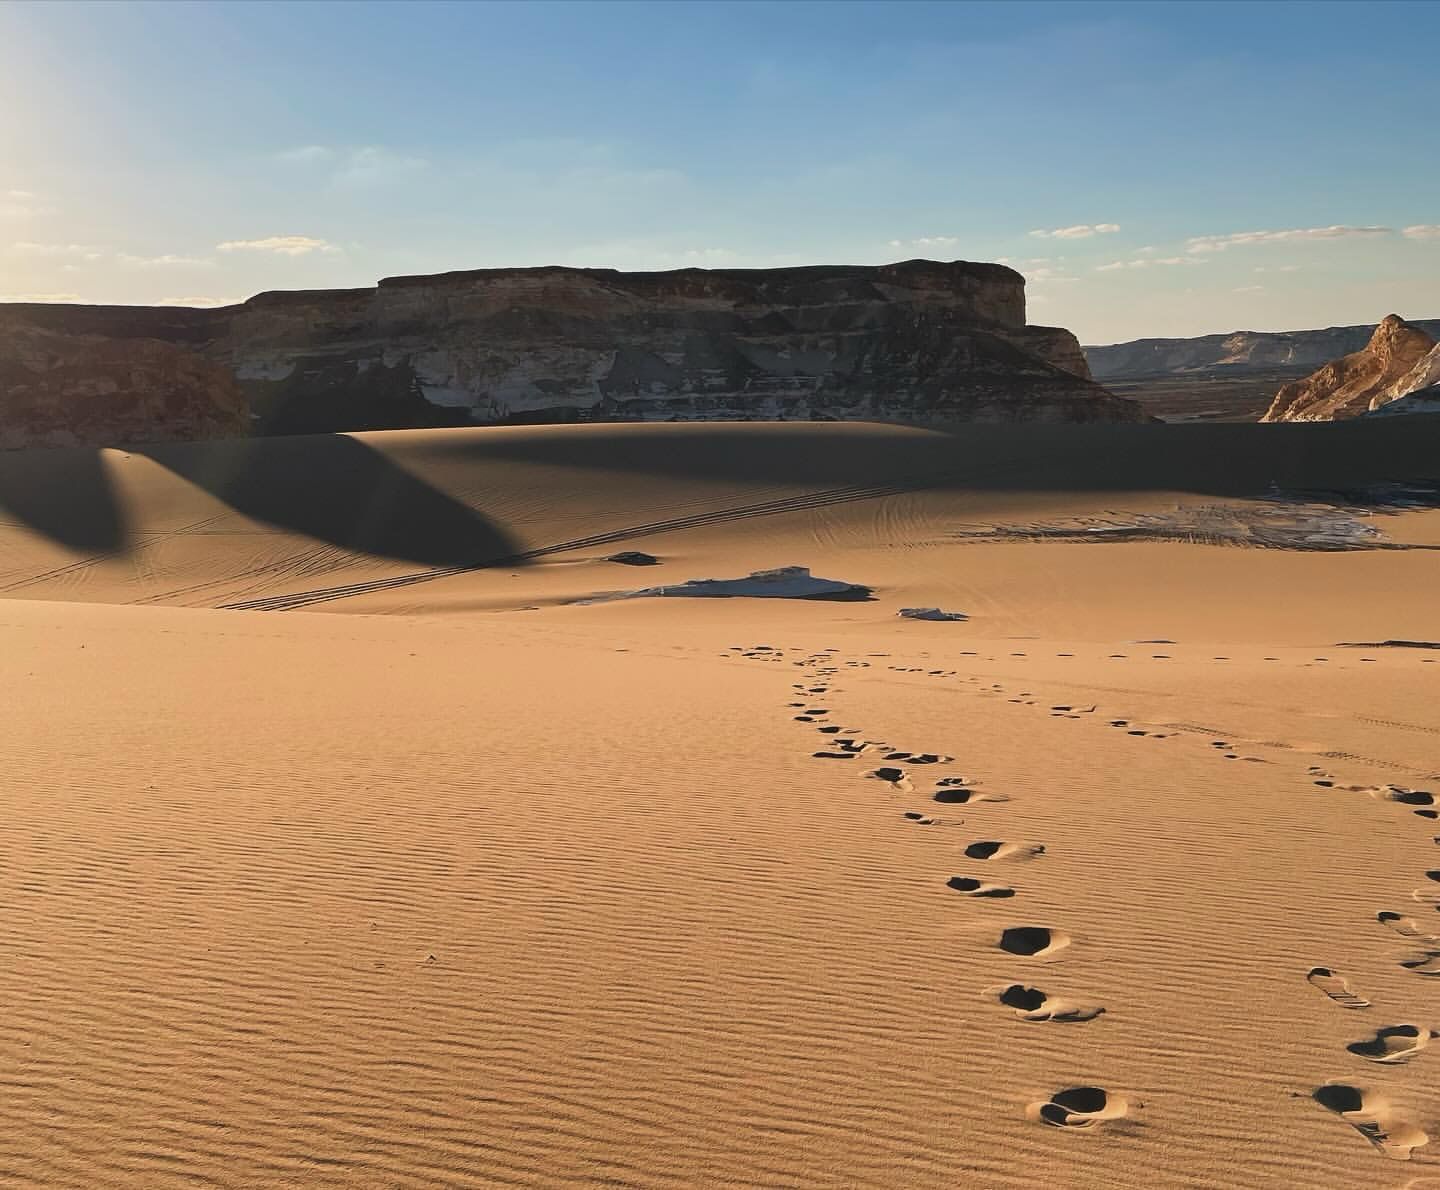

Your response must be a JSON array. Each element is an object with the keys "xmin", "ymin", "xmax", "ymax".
[{"xmin": 0, "ymin": 435, "xmax": 525, "ymax": 569}]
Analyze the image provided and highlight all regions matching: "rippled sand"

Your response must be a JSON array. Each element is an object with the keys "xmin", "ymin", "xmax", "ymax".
[{"xmin": 1, "ymin": 420, "xmax": 1438, "ymax": 1187}]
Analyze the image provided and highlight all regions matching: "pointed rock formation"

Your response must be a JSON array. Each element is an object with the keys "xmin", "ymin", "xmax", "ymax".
[
  {"xmin": 1370, "ymin": 342, "xmax": 1440, "ymax": 413},
  {"xmin": 1261, "ymin": 315, "xmax": 1437, "ymax": 422}
]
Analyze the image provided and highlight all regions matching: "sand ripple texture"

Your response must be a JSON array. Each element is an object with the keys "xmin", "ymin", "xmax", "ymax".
[
  {"xmin": 2, "ymin": 421, "xmax": 1440, "ymax": 1187},
  {"xmin": 0, "ymin": 604, "xmax": 1082, "ymax": 1187}
]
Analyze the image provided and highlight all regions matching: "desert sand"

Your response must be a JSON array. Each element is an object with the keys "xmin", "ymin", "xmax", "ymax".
[{"xmin": 1, "ymin": 419, "xmax": 1438, "ymax": 1187}]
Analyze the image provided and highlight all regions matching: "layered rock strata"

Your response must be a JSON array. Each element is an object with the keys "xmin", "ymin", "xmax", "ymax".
[{"xmin": 0, "ymin": 260, "xmax": 1145, "ymax": 446}]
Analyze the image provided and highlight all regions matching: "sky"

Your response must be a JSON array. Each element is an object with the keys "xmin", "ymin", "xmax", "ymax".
[{"xmin": 1, "ymin": 0, "xmax": 1436, "ymax": 344}]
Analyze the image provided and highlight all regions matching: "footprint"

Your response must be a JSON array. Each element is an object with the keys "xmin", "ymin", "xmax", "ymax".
[
  {"xmin": 1378, "ymin": 912, "xmax": 1440, "ymax": 945},
  {"xmin": 1312, "ymin": 1082, "xmax": 1429, "ymax": 1159},
  {"xmin": 965, "ymin": 840, "xmax": 1045, "ymax": 861},
  {"xmin": 933, "ymin": 786, "xmax": 1009, "ymax": 805},
  {"xmin": 1307, "ymin": 967, "xmax": 1371, "ymax": 1009},
  {"xmin": 1347, "ymin": 1024, "xmax": 1437, "ymax": 1064},
  {"xmin": 864, "ymin": 767, "xmax": 913, "ymax": 791},
  {"xmin": 1028, "ymin": 1086, "xmax": 1128, "ymax": 1130},
  {"xmin": 1372, "ymin": 787, "xmax": 1436, "ymax": 807},
  {"xmin": 813, "ymin": 750, "xmax": 858, "ymax": 760},
  {"xmin": 903, "ymin": 811, "xmax": 936, "ymax": 825},
  {"xmin": 998, "ymin": 926, "xmax": 1070, "ymax": 959},
  {"xmin": 985, "ymin": 983, "xmax": 1104, "ymax": 1022},
  {"xmin": 1400, "ymin": 953, "xmax": 1440, "ymax": 976},
  {"xmin": 881, "ymin": 751, "xmax": 952, "ymax": 765},
  {"xmin": 946, "ymin": 876, "xmax": 1016, "ymax": 899}
]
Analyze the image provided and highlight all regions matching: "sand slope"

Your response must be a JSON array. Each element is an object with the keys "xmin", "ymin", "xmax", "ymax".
[{"xmin": 1, "ymin": 420, "xmax": 1438, "ymax": 1186}]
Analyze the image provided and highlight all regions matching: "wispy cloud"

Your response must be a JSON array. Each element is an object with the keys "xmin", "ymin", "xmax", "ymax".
[
  {"xmin": 1402, "ymin": 224, "xmax": 1440, "ymax": 240},
  {"xmin": 566, "ymin": 238, "xmax": 806, "ymax": 271},
  {"xmin": 1252, "ymin": 264, "xmax": 1302, "ymax": 274},
  {"xmin": 216, "ymin": 235, "xmax": 339, "ymax": 257},
  {"xmin": 888, "ymin": 235, "xmax": 961, "ymax": 251},
  {"xmin": 1186, "ymin": 225, "xmax": 1391, "ymax": 253},
  {"xmin": 155, "ymin": 295, "xmax": 246, "ymax": 308},
  {"xmin": 117, "ymin": 253, "xmax": 214, "ymax": 267},
  {"xmin": 9, "ymin": 241, "xmax": 104, "ymax": 260},
  {"xmin": 1095, "ymin": 256, "xmax": 1198, "ymax": 272},
  {"xmin": 278, "ymin": 144, "xmax": 428, "ymax": 186},
  {"xmin": 0, "ymin": 292, "xmax": 83, "ymax": 303},
  {"xmin": 337, "ymin": 146, "xmax": 427, "ymax": 186},
  {"xmin": 1024, "ymin": 266, "xmax": 1078, "ymax": 284},
  {"xmin": 0, "ymin": 189, "xmax": 51, "ymax": 218},
  {"xmin": 1233, "ymin": 285, "xmax": 1265, "ymax": 293},
  {"xmin": 1029, "ymin": 223, "xmax": 1120, "ymax": 240},
  {"xmin": 672, "ymin": 248, "xmax": 738, "ymax": 262},
  {"xmin": 277, "ymin": 145, "xmax": 335, "ymax": 164},
  {"xmin": 12, "ymin": 243, "xmax": 215, "ymax": 267}
]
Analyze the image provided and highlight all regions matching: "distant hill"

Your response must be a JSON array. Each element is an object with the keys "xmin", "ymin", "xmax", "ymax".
[{"xmin": 1085, "ymin": 319, "xmax": 1440, "ymax": 381}]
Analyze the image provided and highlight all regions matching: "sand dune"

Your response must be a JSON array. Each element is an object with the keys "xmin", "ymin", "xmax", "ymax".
[{"xmin": 1, "ymin": 419, "xmax": 1439, "ymax": 1186}]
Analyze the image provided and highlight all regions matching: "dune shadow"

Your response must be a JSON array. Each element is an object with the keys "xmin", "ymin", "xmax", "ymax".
[
  {"xmin": 414, "ymin": 419, "xmax": 1440, "ymax": 504},
  {"xmin": 0, "ymin": 434, "xmax": 524, "ymax": 571},
  {"xmin": 0, "ymin": 445, "xmax": 127, "ymax": 553},
  {"xmin": 132, "ymin": 435, "xmax": 524, "ymax": 569}
]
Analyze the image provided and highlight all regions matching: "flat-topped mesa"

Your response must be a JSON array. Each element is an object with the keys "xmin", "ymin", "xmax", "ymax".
[
  {"xmin": 0, "ymin": 260, "xmax": 1144, "ymax": 447},
  {"xmin": 221, "ymin": 260, "xmax": 1132, "ymax": 428},
  {"xmin": 1262, "ymin": 315, "xmax": 1438, "ymax": 422}
]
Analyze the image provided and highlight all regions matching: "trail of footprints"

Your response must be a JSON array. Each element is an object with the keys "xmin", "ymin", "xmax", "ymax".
[
  {"xmin": 729, "ymin": 643, "xmax": 1126, "ymax": 1135},
  {"xmin": 726, "ymin": 641, "xmax": 1440, "ymax": 1155}
]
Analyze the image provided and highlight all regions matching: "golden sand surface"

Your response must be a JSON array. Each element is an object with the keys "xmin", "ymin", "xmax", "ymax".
[{"xmin": 1, "ymin": 420, "xmax": 1437, "ymax": 1187}]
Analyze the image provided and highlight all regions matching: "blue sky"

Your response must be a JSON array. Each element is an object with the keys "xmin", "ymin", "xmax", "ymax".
[{"xmin": 1, "ymin": 0, "xmax": 1436, "ymax": 343}]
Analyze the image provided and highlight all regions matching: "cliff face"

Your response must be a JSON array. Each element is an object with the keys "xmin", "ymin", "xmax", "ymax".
[
  {"xmin": 216, "ymin": 261, "xmax": 1129, "ymax": 425},
  {"xmin": 0, "ymin": 324, "xmax": 248, "ymax": 450},
  {"xmin": 1261, "ymin": 315, "xmax": 1437, "ymax": 422},
  {"xmin": 1087, "ymin": 319, "xmax": 1440, "ymax": 381},
  {"xmin": 0, "ymin": 260, "xmax": 1144, "ymax": 447}
]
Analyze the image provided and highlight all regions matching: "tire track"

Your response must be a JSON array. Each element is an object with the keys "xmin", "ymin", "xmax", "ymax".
[{"xmin": 220, "ymin": 476, "xmax": 935, "ymax": 613}]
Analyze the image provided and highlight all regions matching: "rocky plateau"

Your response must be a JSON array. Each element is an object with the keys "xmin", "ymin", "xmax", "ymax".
[{"xmin": 0, "ymin": 260, "xmax": 1144, "ymax": 449}]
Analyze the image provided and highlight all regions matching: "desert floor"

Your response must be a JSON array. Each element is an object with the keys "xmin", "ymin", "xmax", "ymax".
[{"xmin": 1, "ymin": 420, "xmax": 1438, "ymax": 1188}]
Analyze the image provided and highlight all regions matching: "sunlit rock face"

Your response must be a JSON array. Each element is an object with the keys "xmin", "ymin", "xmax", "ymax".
[
  {"xmin": 1368, "ymin": 343, "xmax": 1440, "ymax": 414},
  {"xmin": 1262, "ymin": 315, "xmax": 1437, "ymax": 422},
  {"xmin": 0, "ymin": 260, "xmax": 1145, "ymax": 445}
]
